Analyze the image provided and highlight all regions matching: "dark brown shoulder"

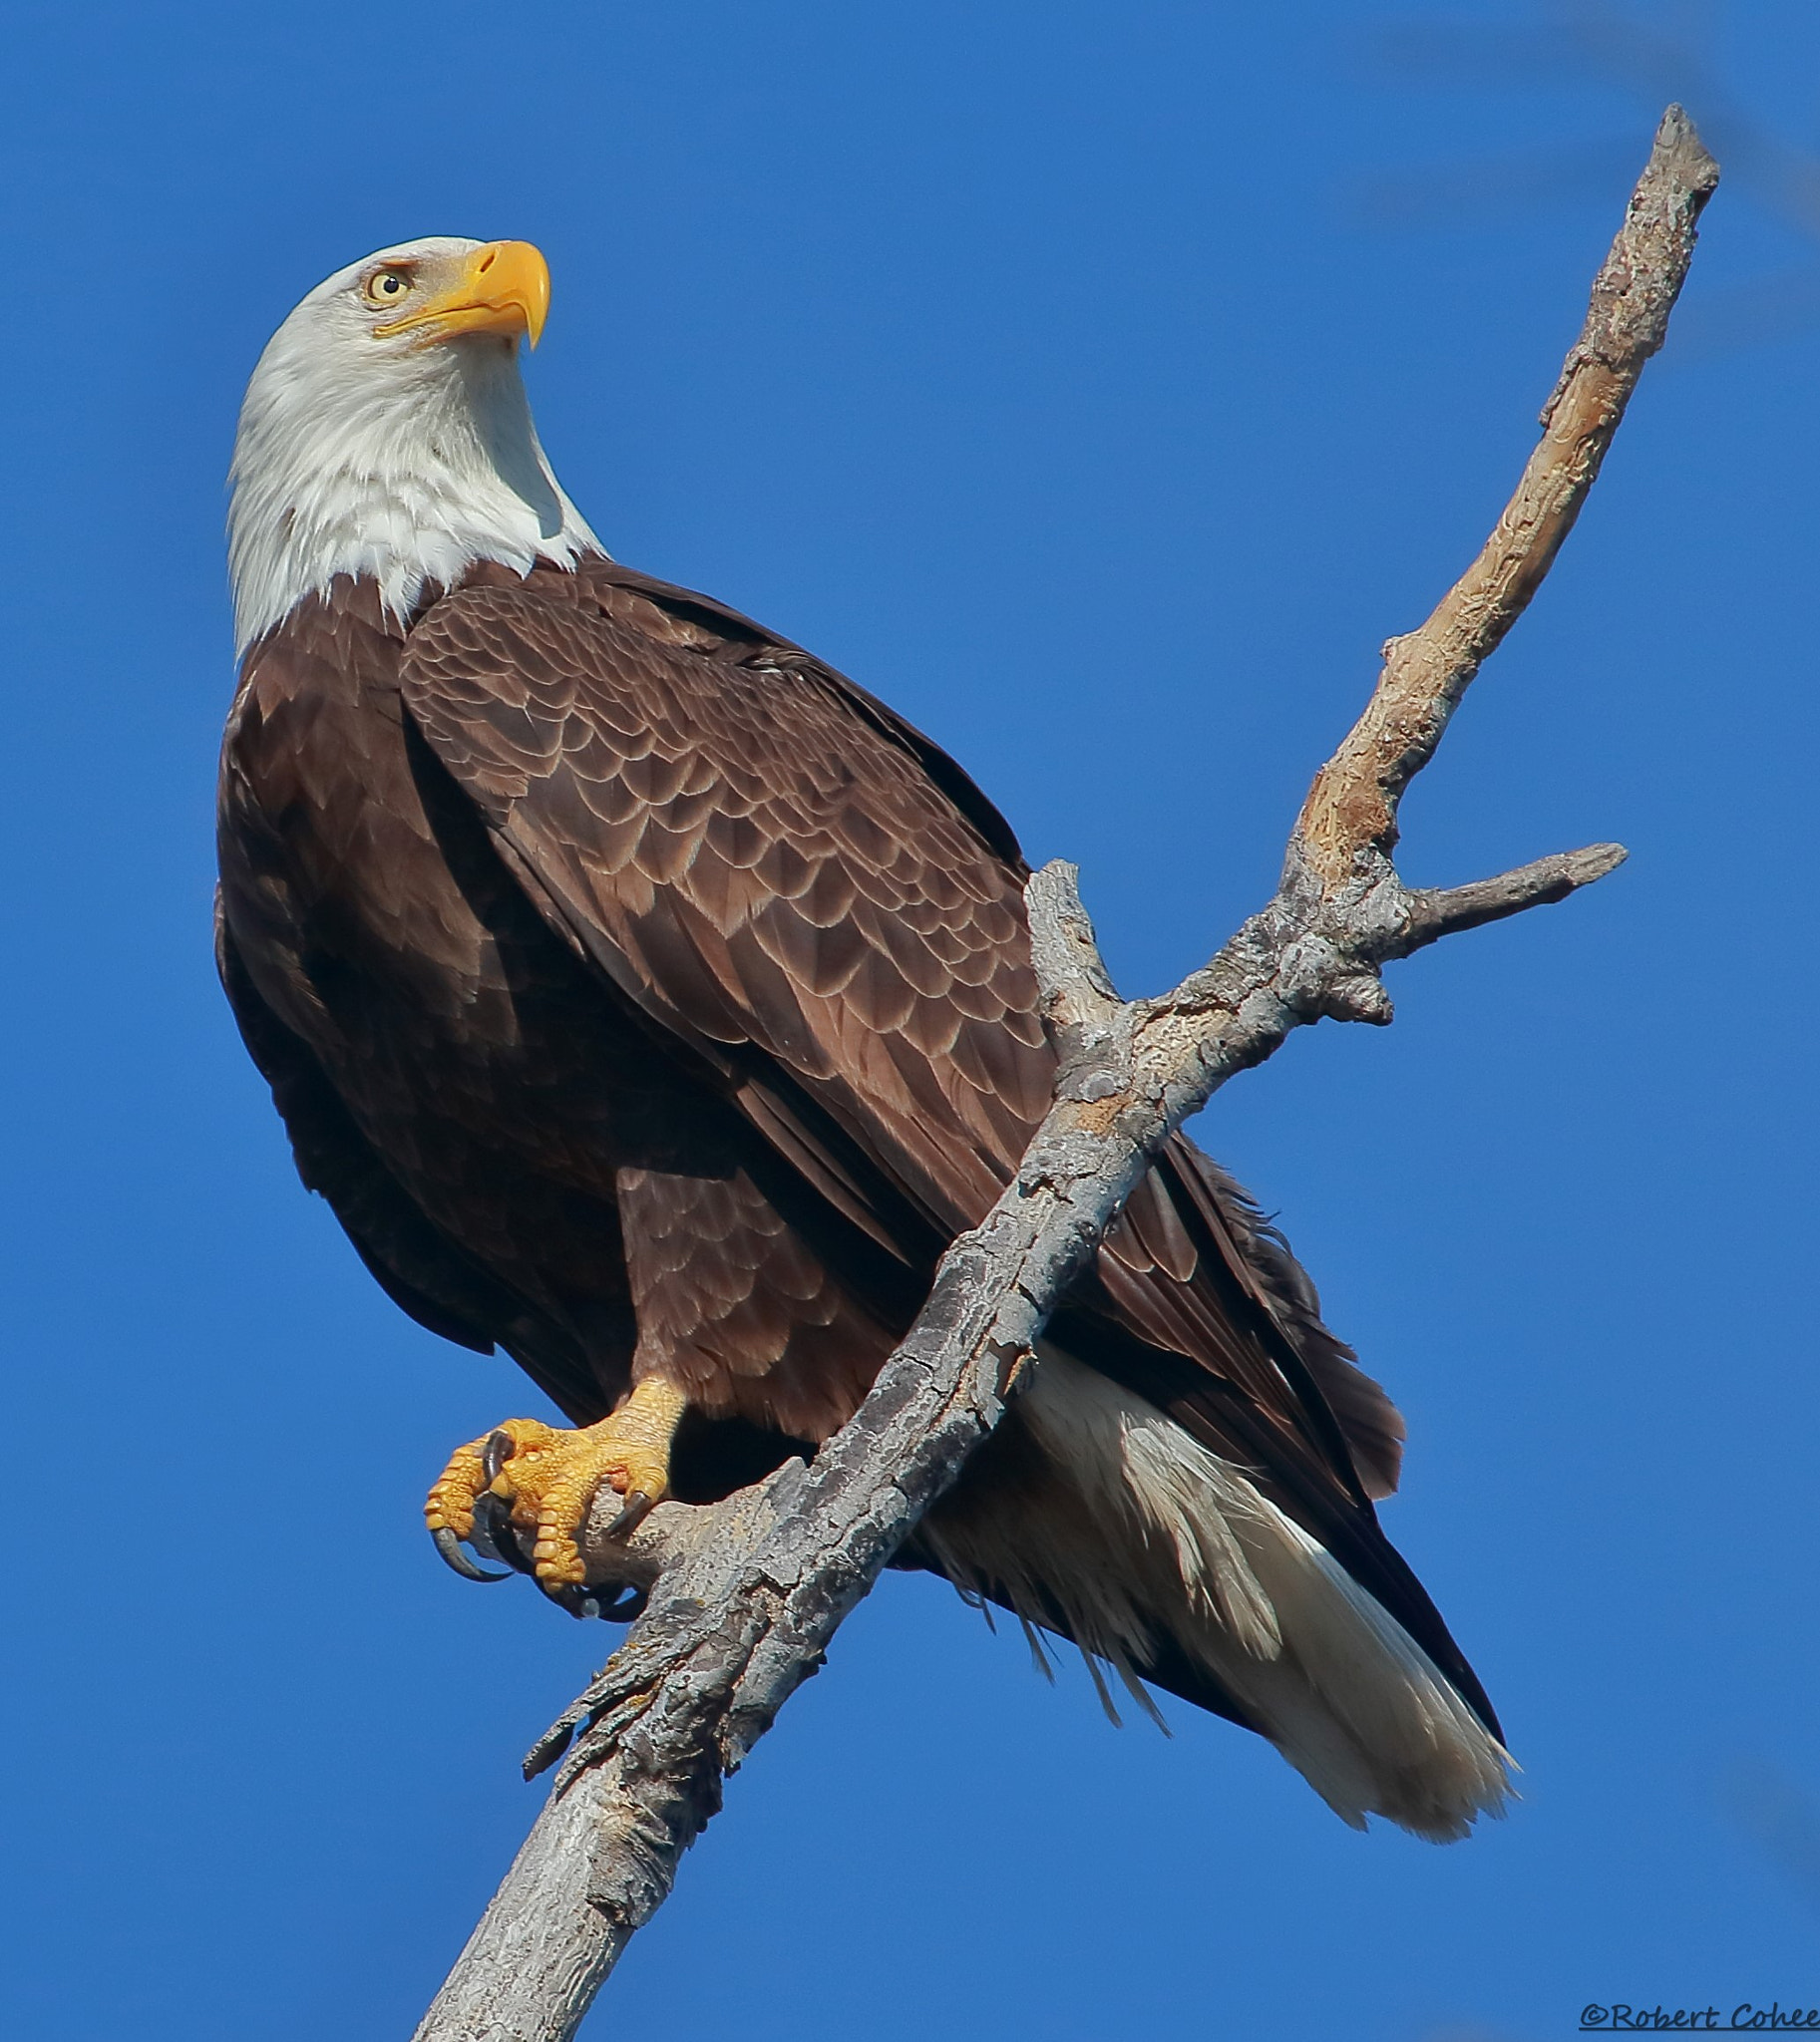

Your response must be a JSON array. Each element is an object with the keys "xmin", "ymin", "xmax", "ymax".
[
  {"xmin": 216, "ymin": 578, "xmax": 415, "ymax": 1050},
  {"xmin": 229, "ymin": 574, "xmax": 409, "ymax": 720},
  {"xmin": 220, "ymin": 578, "xmax": 413, "ymax": 861}
]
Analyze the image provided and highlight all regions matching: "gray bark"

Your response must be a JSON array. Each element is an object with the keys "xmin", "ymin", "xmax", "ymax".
[{"xmin": 412, "ymin": 106, "xmax": 1718, "ymax": 2042}]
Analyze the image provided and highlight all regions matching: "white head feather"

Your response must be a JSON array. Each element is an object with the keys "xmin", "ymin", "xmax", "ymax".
[{"xmin": 227, "ymin": 236, "xmax": 599, "ymax": 656}]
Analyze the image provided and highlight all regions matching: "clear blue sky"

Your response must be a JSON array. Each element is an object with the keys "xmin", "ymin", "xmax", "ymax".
[{"xmin": 4, "ymin": 4, "xmax": 1817, "ymax": 2037}]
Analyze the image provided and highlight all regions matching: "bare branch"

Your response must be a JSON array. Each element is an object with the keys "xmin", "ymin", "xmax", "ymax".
[
  {"xmin": 1404, "ymin": 843, "xmax": 1630, "ymax": 950},
  {"xmin": 1297, "ymin": 104, "xmax": 1716, "ymax": 890},
  {"xmin": 413, "ymin": 109, "xmax": 1715, "ymax": 2042}
]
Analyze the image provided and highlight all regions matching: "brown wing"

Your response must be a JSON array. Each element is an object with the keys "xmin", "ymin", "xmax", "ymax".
[
  {"xmin": 214, "ymin": 891, "xmax": 613, "ymax": 1419},
  {"xmin": 400, "ymin": 560, "xmax": 1053, "ymax": 1245},
  {"xmin": 397, "ymin": 558, "xmax": 1493, "ymax": 1729}
]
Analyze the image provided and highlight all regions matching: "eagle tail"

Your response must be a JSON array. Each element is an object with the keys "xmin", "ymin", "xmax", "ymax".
[{"xmin": 915, "ymin": 1347, "xmax": 1512, "ymax": 1843}]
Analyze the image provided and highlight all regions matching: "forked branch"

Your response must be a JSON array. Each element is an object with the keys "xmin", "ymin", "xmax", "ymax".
[{"xmin": 413, "ymin": 107, "xmax": 1717, "ymax": 2042}]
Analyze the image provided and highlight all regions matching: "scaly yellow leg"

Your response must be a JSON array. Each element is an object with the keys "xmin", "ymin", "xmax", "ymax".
[{"xmin": 425, "ymin": 1376, "xmax": 689, "ymax": 1592}]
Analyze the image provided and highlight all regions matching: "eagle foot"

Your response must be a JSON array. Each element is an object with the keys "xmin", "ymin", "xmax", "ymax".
[{"xmin": 424, "ymin": 1377, "xmax": 690, "ymax": 1598}]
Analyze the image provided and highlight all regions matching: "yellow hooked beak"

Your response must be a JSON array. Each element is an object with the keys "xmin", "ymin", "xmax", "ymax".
[{"xmin": 375, "ymin": 240, "xmax": 549, "ymax": 348}]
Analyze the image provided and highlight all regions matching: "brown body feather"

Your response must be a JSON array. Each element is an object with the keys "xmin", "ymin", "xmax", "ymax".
[{"xmin": 216, "ymin": 556, "xmax": 1495, "ymax": 1741}]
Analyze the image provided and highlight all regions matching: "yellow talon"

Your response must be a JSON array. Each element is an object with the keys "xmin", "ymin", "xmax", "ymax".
[{"xmin": 425, "ymin": 1378, "xmax": 689, "ymax": 1590}]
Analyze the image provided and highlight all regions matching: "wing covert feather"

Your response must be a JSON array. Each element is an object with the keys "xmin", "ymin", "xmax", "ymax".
[{"xmin": 400, "ymin": 577, "xmax": 1045, "ymax": 1240}]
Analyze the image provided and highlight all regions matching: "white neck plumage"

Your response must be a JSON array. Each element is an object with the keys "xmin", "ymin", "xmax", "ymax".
[{"xmin": 227, "ymin": 326, "xmax": 599, "ymax": 658}]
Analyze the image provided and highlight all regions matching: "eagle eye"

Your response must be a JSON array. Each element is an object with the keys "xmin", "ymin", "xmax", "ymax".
[{"xmin": 364, "ymin": 269, "xmax": 413, "ymax": 308}]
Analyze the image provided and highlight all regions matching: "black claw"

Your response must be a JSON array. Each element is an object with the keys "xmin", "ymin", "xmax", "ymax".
[
  {"xmin": 431, "ymin": 1525, "xmax": 512, "ymax": 1583},
  {"xmin": 473, "ymin": 1490, "xmax": 537, "ymax": 1575},
  {"xmin": 605, "ymin": 1490, "xmax": 655, "ymax": 1539},
  {"xmin": 541, "ymin": 1578, "xmax": 648, "ymax": 1623},
  {"xmin": 482, "ymin": 1429, "xmax": 515, "ymax": 1486}
]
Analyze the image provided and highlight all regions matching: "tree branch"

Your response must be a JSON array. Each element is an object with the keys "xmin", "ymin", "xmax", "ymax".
[
  {"xmin": 412, "ymin": 106, "xmax": 1716, "ymax": 2042},
  {"xmin": 1297, "ymin": 102, "xmax": 1716, "ymax": 887}
]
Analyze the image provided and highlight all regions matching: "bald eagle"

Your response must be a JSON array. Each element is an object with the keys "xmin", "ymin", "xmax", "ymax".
[{"xmin": 217, "ymin": 237, "xmax": 1510, "ymax": 1840}]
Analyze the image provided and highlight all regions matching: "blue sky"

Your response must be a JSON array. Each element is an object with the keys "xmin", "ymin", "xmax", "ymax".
[{"xmin": 4, "ymin": 3, "xmax": 1817, "ymax": 2037}]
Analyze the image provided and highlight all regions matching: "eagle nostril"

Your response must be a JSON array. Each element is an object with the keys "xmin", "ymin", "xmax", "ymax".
[{"xmin": 477, "ymin": 248, "xmax": 496, "ymax": 272}]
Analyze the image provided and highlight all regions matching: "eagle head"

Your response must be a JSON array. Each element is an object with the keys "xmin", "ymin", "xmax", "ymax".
[{"xmin": 227, "ymin": 237, "xmax": 598, "ymax": 657}]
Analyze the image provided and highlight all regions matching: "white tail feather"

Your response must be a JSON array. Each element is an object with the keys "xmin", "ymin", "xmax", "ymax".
[{"xmin": 918, "ymin": 1347, "xmax": 1512, "ymax": 1842}]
